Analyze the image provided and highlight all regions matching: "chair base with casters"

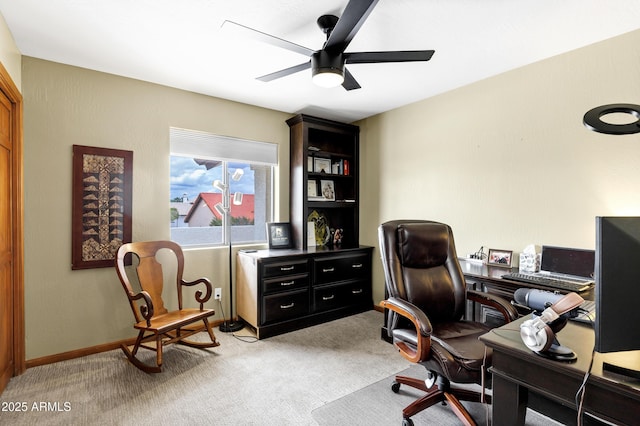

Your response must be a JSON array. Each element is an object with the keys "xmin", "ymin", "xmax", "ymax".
[
  {"xmin": 378, "ymin": 220, "xmax": 518, "ymax": 426},
  {"xmin": 391, "ymin": 372, "xmax": 488, "ymax": 426},
  {"xmin": 115, "ymin": 240, "xmax": 221, "ymax": 373}
]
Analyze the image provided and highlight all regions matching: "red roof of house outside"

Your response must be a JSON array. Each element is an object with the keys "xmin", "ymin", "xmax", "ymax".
[{"xmin": 184, "ymin": 193, "xmax": 255, "ymax": 222}]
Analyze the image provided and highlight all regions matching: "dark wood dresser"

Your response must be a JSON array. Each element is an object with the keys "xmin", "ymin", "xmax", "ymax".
[{"xmin": 236, "ymin": 246, "xmax": 373, "ymax": 339}]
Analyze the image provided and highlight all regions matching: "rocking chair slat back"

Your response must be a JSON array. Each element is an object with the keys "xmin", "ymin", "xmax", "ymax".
[{"xmin": 136, "ymin": 254, "xmax": 168, "ymax": 316}]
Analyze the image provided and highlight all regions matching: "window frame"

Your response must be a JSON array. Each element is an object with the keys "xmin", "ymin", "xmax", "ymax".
[{"xmin": 169, "ymin": 127, "xmax": 277, "ymax": 248}]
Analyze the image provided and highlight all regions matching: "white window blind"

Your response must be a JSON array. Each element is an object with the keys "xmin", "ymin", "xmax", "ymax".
[{"xmin": 170, "ymin": 127, "xmax": 278, "ymax": 165}]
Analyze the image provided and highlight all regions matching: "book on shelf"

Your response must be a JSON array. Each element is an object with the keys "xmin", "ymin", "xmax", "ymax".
[{"xmin": 329, "ymin": 159, "xmax": 351, "ymax": 176}]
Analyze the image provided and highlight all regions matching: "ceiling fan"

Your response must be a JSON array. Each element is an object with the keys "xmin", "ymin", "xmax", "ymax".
[{"xmin": 222, "ymin": 0, "xmax": 435, "ymax": 90}]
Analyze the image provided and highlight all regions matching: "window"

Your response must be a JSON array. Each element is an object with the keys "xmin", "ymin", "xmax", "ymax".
[{"xmin": 169, "ymin": 128, "xmax": 277, "ymax": 247}]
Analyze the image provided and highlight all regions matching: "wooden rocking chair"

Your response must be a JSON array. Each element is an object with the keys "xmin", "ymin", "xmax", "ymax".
[{"xmin": 115, "ymin": 240, "xmax": 220, "ymax": 373}]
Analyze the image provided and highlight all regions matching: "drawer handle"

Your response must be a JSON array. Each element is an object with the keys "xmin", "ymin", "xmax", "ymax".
[
  {"xmin": 280, "ymin": 266, "xmax": 295, "ymax": 271},
  {"xmin": 322, "ymin": 294, "xmax": 335, "ymax": 301},
  {"xmin": 352, "ymin": 263, "xmax": 363, "ymax": 268},
  {"xmin": 322, "ymin": 267, "xmax": 335, "ymax": 273},
  {"xmin": 280, "ymin": 281, "xmax": 295, "ymax": 286},
  {"xmin": 352, "ymin": 289, "xmax": 363, "ymax": 294},
  {"xmin": 280, "ymin": 303, "xmax": 295, "ymax": 309}
]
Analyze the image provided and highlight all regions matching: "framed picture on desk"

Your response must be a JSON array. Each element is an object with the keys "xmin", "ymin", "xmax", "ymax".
[
  {"xmin": 488, "ymin": 249, "xmax": 512, "ymax": 267},
  {"xmin": 266, "ymin": 222, "xmax": 293, "ymax": 249}
]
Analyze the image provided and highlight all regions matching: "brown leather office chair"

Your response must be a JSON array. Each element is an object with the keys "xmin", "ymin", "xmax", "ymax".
[
  {"xmin": 115, "ymin": 240, "xmax": 220, "ymax": 373},
  {"xmin": 379, "ymin": 220, "xmax": 518, "ymax": 426}
]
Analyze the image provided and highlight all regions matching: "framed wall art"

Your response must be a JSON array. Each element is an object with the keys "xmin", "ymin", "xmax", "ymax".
[{"xmin": 72, "ymin": 145, "xmax": 133, "ymax": 269}]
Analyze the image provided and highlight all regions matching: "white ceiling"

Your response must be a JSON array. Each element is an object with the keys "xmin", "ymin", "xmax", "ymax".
[{"xmin": 2, "ymin": 0, "xmax": 640, "ymax": 123}]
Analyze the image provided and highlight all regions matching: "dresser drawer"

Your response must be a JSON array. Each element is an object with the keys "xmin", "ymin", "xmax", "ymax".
[
  {"xmin": 263, "ymin": 274, "xmax": 308, "ymax": 294},
  {"xmin": 312, "ymin": 283, "xmax": 344, "ymax": 312},
  {"xmin": 263, "ymin": 259, "xmax": 308, "ymax": 278},
  {"xmin": 342, "ymin": 281, "xmax": 370, "ymax": 306},
  {"xmin": 313, "ymin": 281, "xmax": 370, "ymax": 313},
  {"xmin": 314, "ymin": 253, "xmax": 369, "ymax": 284},
  {"xmin": 261, "ymin": 289, "xmax": 309, "ymax": 324}
]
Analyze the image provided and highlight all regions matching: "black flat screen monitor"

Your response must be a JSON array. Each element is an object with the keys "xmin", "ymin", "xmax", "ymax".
[{"xmin": 595, "ymin": 217, "xmax": 640, "ymax": 355}]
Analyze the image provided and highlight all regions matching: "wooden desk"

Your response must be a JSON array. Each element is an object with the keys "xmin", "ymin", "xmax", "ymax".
[
  {"xmin": 459, "ymin": 258, "xmax": 595, "ymax": 298},
  {"xmin": 480, "ymin": 317, "xmax": 640, "ymax": 426},
  {"xmin": 459, "ymin": 259, "xmax": 594, "ymax": 325}
]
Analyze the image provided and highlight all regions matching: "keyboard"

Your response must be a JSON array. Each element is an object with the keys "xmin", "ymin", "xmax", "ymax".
[{"xmin": 502, "ymin": 272, "xmax": 594, "ymax": 293}]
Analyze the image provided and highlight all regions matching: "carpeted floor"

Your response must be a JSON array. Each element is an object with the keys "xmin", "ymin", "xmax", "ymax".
[
  {"xmin": 312, "ymin": 364, "xmax": 562, "ymax": 426},
  {"xmin": 0, "ymin": 310, "xmax": 560, "ymax": 425}
]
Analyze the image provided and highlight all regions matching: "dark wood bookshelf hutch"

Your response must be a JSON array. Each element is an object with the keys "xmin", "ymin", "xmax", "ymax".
[
  {"xmin": 286, "ymin": 114, "xmax": 360, "ymax": 250},
  {"xmin": 235, "ymin": 114, "xmax": 372, "ymax": 339}
]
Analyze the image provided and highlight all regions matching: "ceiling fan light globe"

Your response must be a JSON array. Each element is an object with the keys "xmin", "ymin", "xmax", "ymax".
[
  {"xmin": 313, "ymin": 71, "xmax": 344, "ymax": 88},
  {"xmin": 311, "ymin": 50, "xmax": 344, "ymax": 88}
]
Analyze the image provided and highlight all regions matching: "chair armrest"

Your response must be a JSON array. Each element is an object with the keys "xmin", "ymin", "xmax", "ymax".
[
  {"xmin": 466, "ymin": 289, "xmax": 518, "ymax": 323},
  {"xmin": 130, "ymin": 291, "xmax": 154, "ymax": 326},
  {"xmin": 380, "ymin": 297, "xmax": 432, "ymax": 363},
  {"xmin": 180, "ymin": 277, "xmax": 213, "ymax": 309}
]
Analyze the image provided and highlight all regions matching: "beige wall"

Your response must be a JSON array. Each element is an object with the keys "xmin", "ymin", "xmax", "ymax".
[
  {"xmin": 22, "ymin": 57, "xmax": 291, "ymax": 359},
  {"xmin": 359, "ymin": 29, "xmax": 640, "ymax": 305},
  {"xmin": 0, "ymin": 12, "xmax": 20, "ymax": 91}
]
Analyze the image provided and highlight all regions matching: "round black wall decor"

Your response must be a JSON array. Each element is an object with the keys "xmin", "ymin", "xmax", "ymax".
[{"xmin": 583, "ymin": 104, "xmax": 640, "ymax": 135}]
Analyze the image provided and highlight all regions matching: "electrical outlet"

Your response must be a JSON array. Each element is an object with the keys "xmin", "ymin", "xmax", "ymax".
[{"xmin": 214, "ymin": 288, "xmax": 222, "ymax": 300}]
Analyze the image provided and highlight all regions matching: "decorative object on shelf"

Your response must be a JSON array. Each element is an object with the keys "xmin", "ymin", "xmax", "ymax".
[
  {"xmin": 211, "ymin": 165, "xmax": 245, "ymax": 333},
  {"xmin": 333, "ymin": 228, "xmax": 344, "ymax": 246},
  {"xmin": 320, "ymin": 180, "xmax": 335, "ymax": 201},
  {"xmin": 314, "ymin": 157, "xmax": 331, "ymax": 174},
  {"xmin": 583, "ymin": 103, "xmax": 640, "ymax": 135},
  {"xmin": 266, "ymin": 222, "xmax": 293, "ymax": 249},
  {"xmin": 308, "ymin": 210, "xmax": 330, "ymax": 246},
  {"xmin": 71, "ymin": 145, "xmax": 132, "ymax": 270},
  {"xmin": 487, "ymin": 249, "xmax": 513, "ymax": 267}
]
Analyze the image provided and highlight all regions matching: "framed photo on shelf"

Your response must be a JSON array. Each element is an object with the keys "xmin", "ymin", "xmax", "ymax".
[
  {"xmin": 320, "ymin": 180, "xmax": 335, "ymax": 201},
  {"xmin": 314, "ymin": 157, "xmax": 332, "ymax": 174},
  {"xmin": 308, "ymin": 179, "xmax": 318, "ymax": 197},
  {"xmin": 487, "ymin": 249, "xmax": 513, "ymax": 267},
  {"xmin": 266, "ymin": 222, "xmax": 293, "ymax": 249}
]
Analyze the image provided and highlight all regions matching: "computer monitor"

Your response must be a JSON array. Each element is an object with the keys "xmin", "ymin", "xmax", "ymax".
[{"xmin": 595, "ymin": 216, "xmax": 640, "ymax": 378}]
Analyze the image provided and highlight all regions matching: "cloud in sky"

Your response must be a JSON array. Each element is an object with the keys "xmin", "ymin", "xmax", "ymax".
[{"xmin": 170, "ymin": 156, "xmax": 254, "ymax": 201}]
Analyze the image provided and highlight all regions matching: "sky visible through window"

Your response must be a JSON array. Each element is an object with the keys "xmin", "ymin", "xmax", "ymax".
[{"xmin": 170, "ymin": 156, "xmax": 254, "ymax": 201}]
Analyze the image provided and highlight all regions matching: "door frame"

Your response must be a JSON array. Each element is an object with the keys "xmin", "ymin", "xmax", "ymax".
[{"xmin": 0, "ymin": 60, "xmax": 25, "ymax": 377}]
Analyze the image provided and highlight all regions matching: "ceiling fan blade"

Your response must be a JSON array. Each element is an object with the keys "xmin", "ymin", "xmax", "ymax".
[
  {"xmin": 256, "ymin": 61, "xmax": 311, "ymax": 82},
  {"xmin": 325, "ymin": 0, "xmax": 379, "ymax": 54},
  {"xmin": 342, "ymin": 68, "xmax": 361, "ymax": 91},
  {"xmin": 345, "ymin": 50, "xmax": 435, "ymax": 64},
  {"xmin": 221, "ymin": 20, "xmax": 314, "ymax": 57}
]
